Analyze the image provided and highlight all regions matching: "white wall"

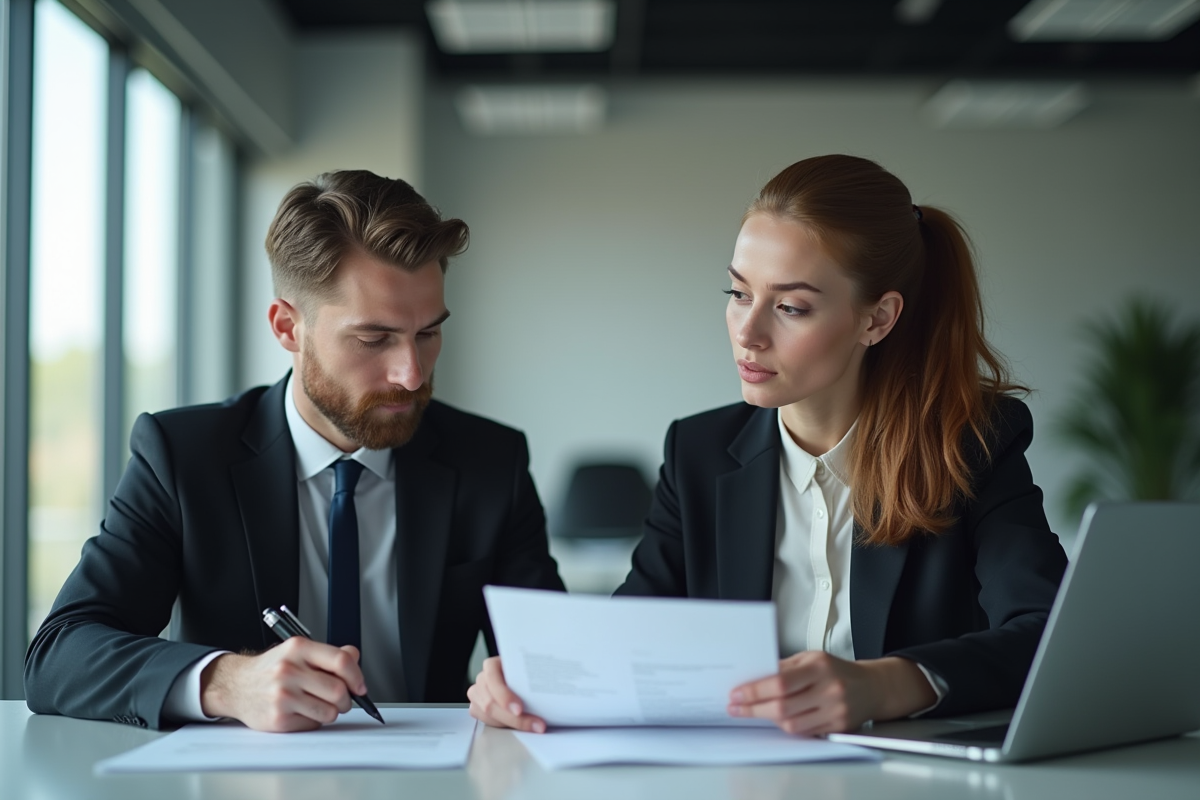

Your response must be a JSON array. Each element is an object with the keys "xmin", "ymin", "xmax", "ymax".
[
  {"xmin": 239, "ymin": 32, "xmax": 426, "ymax": 390},
  {"xmin": 421, "ymin": 79, "xmax": 1200, "ymax": 541}
]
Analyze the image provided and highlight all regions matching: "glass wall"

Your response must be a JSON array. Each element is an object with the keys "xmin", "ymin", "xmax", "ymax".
[
  {"xmin": 26, "ymin": 0, "xmax": 108, "ymax": 635},
  {"xmin": 15, "ymin": 0, "xmax": 239, "ymax": 645},
  {"xmin": 123, "ymin": 68, "xmax": 180, "ymax": 442}
]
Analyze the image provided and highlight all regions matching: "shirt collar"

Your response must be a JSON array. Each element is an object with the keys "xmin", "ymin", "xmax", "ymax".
[
  {"xmin": 284, "ymin": 375, "xmax": 393, "ymax": 482},
  {"xmin": 776, "ymin": 410, "xmax": 855, "ymax": 489}
]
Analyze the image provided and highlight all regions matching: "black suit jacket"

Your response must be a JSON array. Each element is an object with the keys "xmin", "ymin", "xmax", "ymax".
[
  {"xmin": 24, "ymin": 377, "xmax": 564, "ymax": 728},
  {"xmin": 616, "ymin": 396, "xmax": 1067, "ymax": 717}
]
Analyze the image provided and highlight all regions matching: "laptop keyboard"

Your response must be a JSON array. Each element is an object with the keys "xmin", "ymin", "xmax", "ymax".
[{"xmin": 933, "ymin": 724, "xmax": 1010, "ymax": 746}]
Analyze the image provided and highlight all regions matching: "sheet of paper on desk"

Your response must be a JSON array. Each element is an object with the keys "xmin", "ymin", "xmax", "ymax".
[
  {"xmin": 93, "ymin": 708, "xmax": 477, "ymax": 773},
  {"xmin": 484, "ymin": 586, "xmax": 779, "ymax": 727},
  {"xmin": 513, "ymin": 726, "xmax": 882, "ymax": 769}
]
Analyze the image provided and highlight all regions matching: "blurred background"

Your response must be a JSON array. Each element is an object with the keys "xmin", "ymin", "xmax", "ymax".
[{"xmin": 2, "ymin": 0, "xmax": 1198, "ymax": 698}]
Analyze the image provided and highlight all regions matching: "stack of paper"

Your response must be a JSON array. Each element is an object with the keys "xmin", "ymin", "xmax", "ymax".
[
  {"xmin": 514, "ymin": 726, "xmax": 881, "ymax": 770},
  {"xmin": 94, "ymin": 708, "xmax": 477, "ymax": 773}
]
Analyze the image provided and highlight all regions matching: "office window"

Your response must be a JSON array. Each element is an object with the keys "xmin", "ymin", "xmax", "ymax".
[
  {"xmin": 123, "ymin": 68, "xmax": 180, "ymax": 441},
  {"xmin": 185, "ymin": 120, "xmax": 238, "ymax": 404},
  {"xmin": 26, "ymin": 0, "xmax": 108, "ymax": 634}
]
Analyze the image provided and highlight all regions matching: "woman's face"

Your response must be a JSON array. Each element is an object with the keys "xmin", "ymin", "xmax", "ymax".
[{"xmin": 725, "ymin": 214, "xmax": 874, "ymax": 411}]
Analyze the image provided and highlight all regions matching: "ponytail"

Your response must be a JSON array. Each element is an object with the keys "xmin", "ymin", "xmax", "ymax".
[{"xmin": 749, "ymin": 156, "xmax": 1025, "ymax": 545}]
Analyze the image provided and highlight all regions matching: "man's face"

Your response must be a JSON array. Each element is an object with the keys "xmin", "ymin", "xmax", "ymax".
[{"xmin": 291, "ymin": 249, "xmax": 448, "ymax": 451}]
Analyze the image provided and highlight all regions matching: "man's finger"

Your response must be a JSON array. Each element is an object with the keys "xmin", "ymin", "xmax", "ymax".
[
  {"xmin": 471, "ymin": 668, "xmax": 547, "ymax": 733},
  {"xmin": 298, "ymin": 640, "xmax": 368, "ymax": 695},
  {"xmin": 482, "ymin": 657, "xmax": 524, "ymax": 716}
]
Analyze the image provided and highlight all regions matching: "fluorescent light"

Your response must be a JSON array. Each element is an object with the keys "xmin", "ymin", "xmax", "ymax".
[
  {"xmin": 456, "ymin": 85, "xmax": 607, "ymax": 134},
  {"xmin": 1010, "ymin": 0, "xmax": 1200, "ymax": 41},
  {"xmin": 895, "ymin": 0, "xmax": 944, "ymax": 25},
  {"xmin": 427, "ymin": 1, "xmax": 616, "ymax": 53},
  {"xmin": 924, "ymin": 81, "xmax": 1090, "ymax": 128}
]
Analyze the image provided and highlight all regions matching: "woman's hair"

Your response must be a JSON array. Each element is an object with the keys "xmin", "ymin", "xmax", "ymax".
[
  {"xmin": 266, "ymin": 170, "xmax": 469, "ymax": 315},
  {"xmin": 747, "ymin": 154, "xmax": 1025, "ymax": 545}
]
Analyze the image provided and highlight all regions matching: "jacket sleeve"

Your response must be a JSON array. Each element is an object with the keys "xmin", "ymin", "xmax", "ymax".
[
  {"xmin": 490, "ymin": 432, "xmax": 567, "ymax": 595},
  {"xmin": 887, "ymin": 400, "xmax": 1068, "ymax": 716},
  {"xmin": 614, "ymin": 421, "xmax": 689, "ymax": 598},
  {"xmin": 24, "ymin": 413, "xmax": 217, "ymax": 729}
]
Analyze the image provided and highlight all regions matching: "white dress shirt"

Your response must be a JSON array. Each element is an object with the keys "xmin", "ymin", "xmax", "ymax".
[
  {"xmin": 772, "ymin": 411, "xmax": 945, "ymax": 713},
  {"xmin": 163, "ymin": 377, "xmax": 407, "ymax": 721},
  {"xmin": 772, "ymin": 411, "xmax": 857, "ymax": 661}
]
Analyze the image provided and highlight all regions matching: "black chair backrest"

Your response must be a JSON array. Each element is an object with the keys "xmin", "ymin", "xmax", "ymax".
[{"xmin": 555, "ymin": 462, "xmax": 652, "ymax": 539}]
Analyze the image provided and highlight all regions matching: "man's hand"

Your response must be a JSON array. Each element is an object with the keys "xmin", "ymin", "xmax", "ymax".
[
  {"xmin": 200, "ymin": 638, "xmax": 367, "ymax": 732},
  {"xmin": 467, "ymin": 656, "xmax": 546, "ymax": 733},
  {"xmin": 727, "ymin": 653, "xmax": 937, "ymax": 736}
]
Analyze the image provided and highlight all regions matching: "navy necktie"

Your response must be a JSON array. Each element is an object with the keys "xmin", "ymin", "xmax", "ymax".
[{"xmin": 327, "ymin": 459, "xmax": 366, "ymax": 653}]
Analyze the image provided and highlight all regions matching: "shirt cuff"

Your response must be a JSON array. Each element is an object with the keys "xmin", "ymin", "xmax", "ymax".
[
  {"xmin": 909, "ymin": 663, "xmax": 949, "ymax": 718},
  {"xmin": 161, "ymin": 651, "xmax": 230, "ymax": 723}
]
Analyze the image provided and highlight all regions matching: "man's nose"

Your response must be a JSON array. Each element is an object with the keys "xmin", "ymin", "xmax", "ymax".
[{"xmin": 387, "ymin": 340, "xmax": 424, "ymax": 391}]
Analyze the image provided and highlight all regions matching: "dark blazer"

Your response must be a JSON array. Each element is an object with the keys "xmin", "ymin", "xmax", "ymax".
[
  {"xmin": 616, "ymin": 396, "xmax": 1067, "ymax": 717},
  {"xmin": 24, "ymin": 377, "xmax": 564, "ymax": 728}
]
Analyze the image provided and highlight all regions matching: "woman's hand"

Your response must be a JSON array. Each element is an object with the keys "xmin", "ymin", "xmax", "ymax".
[
  {"xmin": 467, "ymin": 656, "xmax": 547, "ymax": 733},
  {"xmin": 727, "ymin": 653, "xmax": 936, "ymax": 736}
]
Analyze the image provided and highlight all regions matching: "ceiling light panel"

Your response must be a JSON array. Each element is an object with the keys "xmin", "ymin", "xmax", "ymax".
[
  {"xmin": 924, "ymin": 81, "xmax": 1090, "ymax": 128},
  {"xmin": 456, "ymin": 85, "xmax": 607, "ymax": 134},
  {"xmin": 895, "ymin": 0, "xmax": 944, "ymax": 25},
  {"xmin": 427, "ymin": 1, "xmax": 616, "ymax": 53},
  {"xmin": 1010, "ymin": 0, "xmax": 1200, "ymax": 42}
]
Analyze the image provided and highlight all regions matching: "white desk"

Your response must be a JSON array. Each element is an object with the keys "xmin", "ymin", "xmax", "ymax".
[{"xmin": 3, "ymin": 701, "xmax": 1198, "ymax": 799}]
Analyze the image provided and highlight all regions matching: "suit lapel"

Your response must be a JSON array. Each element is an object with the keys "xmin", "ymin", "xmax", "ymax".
[
  {"xmin": 849, "ymin": 531, "xmax": 910, "ymax": 659},
  {"xmin": 231, "ymin": 378, "xmax": 300, "ymax": 650},
  {"xmin": 715, "ymin": 408, "xmax": 780, "ymax": 601},
  {"xmin": 392, "ymin": 418, "xmax": 456, "ymax": 703}
]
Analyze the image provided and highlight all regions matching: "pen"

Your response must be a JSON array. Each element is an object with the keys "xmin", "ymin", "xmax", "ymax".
[{"xmin": 262, "ymin": 605, "xmax": 385, "ymax": 724}]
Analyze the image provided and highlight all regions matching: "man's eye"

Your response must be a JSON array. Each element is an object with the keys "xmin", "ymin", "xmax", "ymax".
[
  {"xmin": 357, "ymin": 337, "xmax": 386, "ymax": 349},
  {"xmin": 417, "ymin": 328, "xmax": 441, "ymax": 339}
]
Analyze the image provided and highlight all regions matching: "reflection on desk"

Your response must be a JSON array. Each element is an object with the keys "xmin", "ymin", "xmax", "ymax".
[{"xmin": 3, "ymin": 702, "xmax": 1199, "ymax": 800}]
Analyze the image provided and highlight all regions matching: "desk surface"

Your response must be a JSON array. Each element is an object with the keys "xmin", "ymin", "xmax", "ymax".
[{"xmin": 3, "ymin": 701, "xmax": 1198, "ymax": 800}]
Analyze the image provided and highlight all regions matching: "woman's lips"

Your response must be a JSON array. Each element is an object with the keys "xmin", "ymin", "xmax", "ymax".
[{"xmin": 737, "ymin": 359, "xmax": 777, "ymax": 384}]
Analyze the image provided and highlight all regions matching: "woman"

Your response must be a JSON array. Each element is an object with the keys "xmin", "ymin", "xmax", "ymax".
[{"xmin": 469, "ymin": 154, "xmax": 1067, "ymax": 735}]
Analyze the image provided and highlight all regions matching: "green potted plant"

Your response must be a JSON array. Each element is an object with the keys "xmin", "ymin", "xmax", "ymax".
[{"xmin": 1057, "ymin": 297, "xmax": 1200, "ymax": 520}]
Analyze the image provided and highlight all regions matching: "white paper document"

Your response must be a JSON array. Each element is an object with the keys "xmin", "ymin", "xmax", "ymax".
[
  {"xmin": 484, "ymin": 586, "xmax": 779, "ymax": 727},
  {"xmin": 94, "ymin": 708, "xmax": 477, "ymax": 773},
  {"xmin": 514, "ymin": 726, "xmax": 882, "ymax": 770}
]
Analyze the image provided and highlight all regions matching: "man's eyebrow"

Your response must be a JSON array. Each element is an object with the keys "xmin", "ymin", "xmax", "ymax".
[
  {"xmin": 727, "ymin": 266, "xmax": 822, "ymax": 293},
  {"xmin": 348, "ymin": 310, "xmax": 451, "ymax": 333}
]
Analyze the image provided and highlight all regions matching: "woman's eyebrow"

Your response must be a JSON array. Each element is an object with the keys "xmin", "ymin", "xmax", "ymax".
[{"xmin": 727, "ymin": 266, "xmax": 822, "ymax": 293}]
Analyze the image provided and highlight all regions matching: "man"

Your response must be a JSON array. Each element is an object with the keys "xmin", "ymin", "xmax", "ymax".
[{"xmin": 24, "ymin": 170, "xmax": 564, "ymax": 731}]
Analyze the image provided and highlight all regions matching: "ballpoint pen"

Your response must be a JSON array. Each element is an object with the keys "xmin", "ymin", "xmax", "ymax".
[{"xmin": 262, "ymin": 605, "xmax": 385, "ymax": 724}]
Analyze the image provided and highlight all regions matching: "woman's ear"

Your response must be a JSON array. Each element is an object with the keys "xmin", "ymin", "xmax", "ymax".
[{"xmin": 861, "ymin": 291, "xmax": 903, "ymax": 347}]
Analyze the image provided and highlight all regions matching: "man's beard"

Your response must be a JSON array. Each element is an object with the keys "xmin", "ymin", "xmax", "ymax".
[{"xmin": 300, "ymin": 344, "xmax": 434, "ymax": 450}]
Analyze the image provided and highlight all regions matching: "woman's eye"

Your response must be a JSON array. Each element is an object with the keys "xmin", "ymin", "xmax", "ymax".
[
  {"xmin": 779, "ymin": 304, "xmax": 811, "ymax": 317},
  {"xmin": 723, "ymin": 289, "xmax": 747, "ymax": 301}
]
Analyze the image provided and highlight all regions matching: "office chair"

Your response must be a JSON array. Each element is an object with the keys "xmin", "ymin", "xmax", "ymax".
[{"xmin": 554, "ymin": 462, "xmax": 652, "ymax": 540}]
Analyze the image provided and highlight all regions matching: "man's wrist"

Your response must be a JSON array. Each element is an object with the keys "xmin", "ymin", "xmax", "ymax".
[{"xmin": 199, "ymin": 653, "xmax": 246, "ymax": 720}]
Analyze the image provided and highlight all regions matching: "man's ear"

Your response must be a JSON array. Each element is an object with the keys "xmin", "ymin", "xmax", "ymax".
[
  {"xmin": 860, "ymin": 290, "xmax": 904, "ymax": 348},
  {"xmin": 268, "ymin": 299, "xmax": 302, "ymax": 354}
]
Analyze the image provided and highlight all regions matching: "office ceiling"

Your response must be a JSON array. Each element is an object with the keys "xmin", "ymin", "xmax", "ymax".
[{"xmin": 276, "ymin": 1, "xmax": 1200, "ymax": 81}]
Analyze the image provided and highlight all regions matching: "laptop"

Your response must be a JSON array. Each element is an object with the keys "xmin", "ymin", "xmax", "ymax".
[{"xmin": 827, "ymin": 501, "xmax": 1200, "ymax": 762}]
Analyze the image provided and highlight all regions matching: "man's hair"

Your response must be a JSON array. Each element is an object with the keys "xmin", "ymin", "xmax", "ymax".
[{"xmin": 265, "ymin": 170, "xmax": 469, "ymax": 310}]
